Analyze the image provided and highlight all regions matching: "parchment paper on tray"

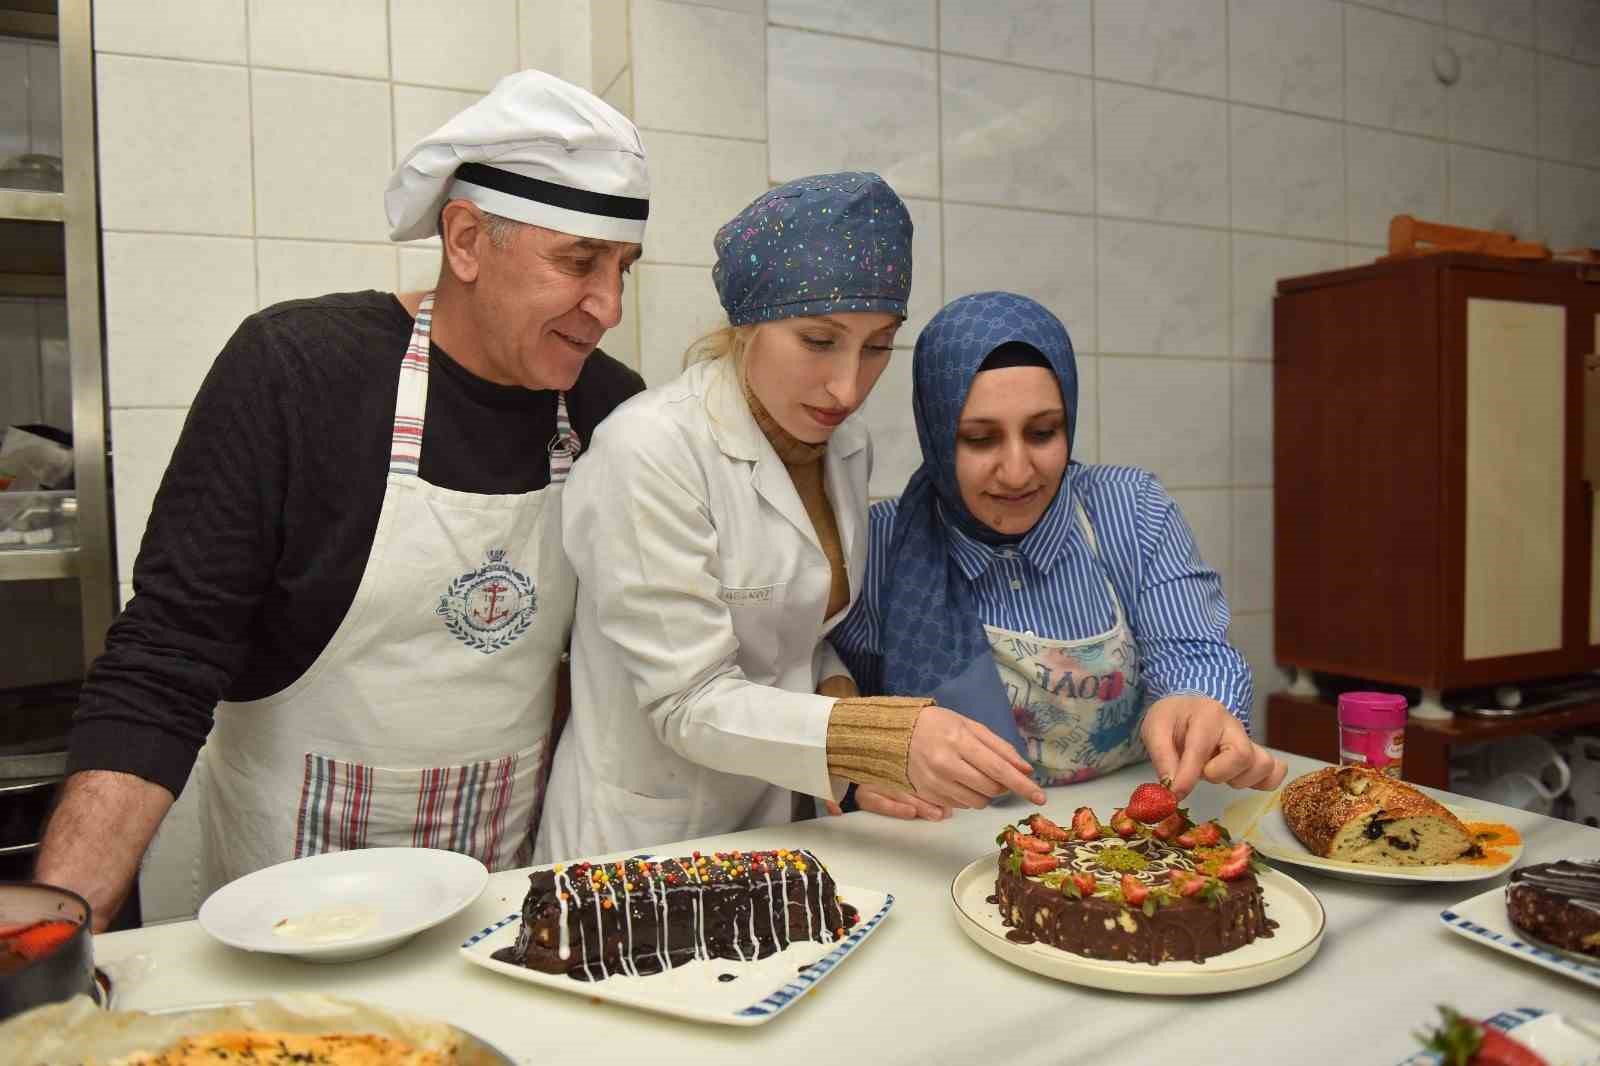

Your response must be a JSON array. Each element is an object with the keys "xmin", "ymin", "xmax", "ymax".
[{"xmin": 0, "ymin": 992, "xmax": 512, "ymax": 1066}]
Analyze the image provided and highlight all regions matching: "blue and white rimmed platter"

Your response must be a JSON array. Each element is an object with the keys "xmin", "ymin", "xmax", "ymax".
[
  {"xmin": 1441, "ymin": 884, "xmax": 1600, "ymax": 989},
  {"xmin": 459, "ymin": 882, "xmax": 893, "ymax": 1026}
]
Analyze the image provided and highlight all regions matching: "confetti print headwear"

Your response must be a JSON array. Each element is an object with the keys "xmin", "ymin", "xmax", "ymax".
[
  {"xmin": 712, "ymin": 172, "xmax": 913, "ymax": 326},
  {"xmin": 877, "ymin": 292, "xmax": 1079, "ymax": 758}
]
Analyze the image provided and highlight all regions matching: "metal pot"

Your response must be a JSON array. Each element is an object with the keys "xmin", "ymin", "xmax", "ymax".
[{"xmin": 0, "ymin": 882, "xmax": 94, "ymax": 1021}]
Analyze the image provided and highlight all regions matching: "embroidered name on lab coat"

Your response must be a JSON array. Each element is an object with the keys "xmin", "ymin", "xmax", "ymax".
[{"xmin": 720, "ymin": 583, "xmax": 783, "ymax": 606}]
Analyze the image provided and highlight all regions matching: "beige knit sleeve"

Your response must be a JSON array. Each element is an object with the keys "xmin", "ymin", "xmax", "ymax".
[{"xmin": 825, "ymin": 696, "xmax": 931, "ymax": 792}]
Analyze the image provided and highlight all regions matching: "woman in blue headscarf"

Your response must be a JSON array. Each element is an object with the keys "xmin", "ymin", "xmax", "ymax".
[
  {"xmin": 833, "ymin": 292, "xmax": 1284, "ymax": 814},
  {"xmin": 537, "ymin": 180, "xmax": 1044, "ymax": 861}
]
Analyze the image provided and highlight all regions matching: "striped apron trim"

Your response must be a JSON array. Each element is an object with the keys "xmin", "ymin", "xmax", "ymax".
[
  {"xmin": 409, "ymin": 753, "xmax": 520, "ymax": 866},
  {"xmin": 292, "ymin": 753, "xmax": 375, "ymax": 858}
]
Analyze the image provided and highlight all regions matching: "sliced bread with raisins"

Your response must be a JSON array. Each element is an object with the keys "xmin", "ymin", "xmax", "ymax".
[{"xmin": 1280, "ymin": 766, "xmax": 1477, "ymax": 865}]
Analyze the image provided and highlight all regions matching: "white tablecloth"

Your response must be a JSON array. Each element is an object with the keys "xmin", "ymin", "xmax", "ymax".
[{"xmin": 92, "ymin": 751, "xmax": 1599, "ymax": 1065}]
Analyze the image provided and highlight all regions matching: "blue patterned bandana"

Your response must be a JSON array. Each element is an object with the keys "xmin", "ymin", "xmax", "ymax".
[
  {"xmin": 878, "ymin": 292, "xmax": 1078, "ymax": 756},
  {"xmin": 712, "ymin": 172, "xmax": 913, "ymax": 326}
]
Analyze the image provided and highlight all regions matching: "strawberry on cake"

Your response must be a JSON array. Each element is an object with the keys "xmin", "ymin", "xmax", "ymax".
[{"xmin": 992, "ymin": 781, "xmax": 1276, "ymax": 965}]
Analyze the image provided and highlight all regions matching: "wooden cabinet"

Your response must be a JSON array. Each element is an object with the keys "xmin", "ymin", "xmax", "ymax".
[{"xmin": 1273, "ymin": 253, "xmax": 1600, "ymax": 692}]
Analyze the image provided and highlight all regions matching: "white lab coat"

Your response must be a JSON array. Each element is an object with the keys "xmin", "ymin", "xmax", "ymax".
[{"xmin": 534, "ymin": 355, "xmax": 867, "ymax": 863}]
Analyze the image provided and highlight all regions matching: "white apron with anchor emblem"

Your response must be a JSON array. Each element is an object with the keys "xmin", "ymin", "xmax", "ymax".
[
  {"xmin": 986, "ymin": 500, "xmax": 1149, "ymax": 787},
  {"xmin": 196, "ymin": 292, "xmax": 579, "ymax": 894}
]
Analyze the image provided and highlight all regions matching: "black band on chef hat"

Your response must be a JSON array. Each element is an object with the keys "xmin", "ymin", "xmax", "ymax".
[{"xmin": 454, "ymin": 162, "xmax": 650, "ymax": 222}]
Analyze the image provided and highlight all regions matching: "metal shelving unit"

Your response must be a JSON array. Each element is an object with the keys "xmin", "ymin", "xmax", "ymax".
[{"xmin": 0, "ymin": 0, "xmax": 115, "ymax": 661}]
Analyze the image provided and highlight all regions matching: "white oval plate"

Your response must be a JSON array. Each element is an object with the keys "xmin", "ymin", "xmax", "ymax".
[
  {"xmin": 198, "ymin": 848, "xmax": 487, "ymax": 963},
  {"xmin": 949, "ymin": 856, "xmax": 1325, "ymax": 995},
  {"xmin": 459, "ymin": 883, "xmax": 894, "ymax": 1026},
  {"xmin": 1220, "ymin": 789, "xmax": 1521, "ymax": 885}
]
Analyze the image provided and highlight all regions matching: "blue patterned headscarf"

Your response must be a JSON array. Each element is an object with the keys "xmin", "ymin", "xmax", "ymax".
[
  {"xmin": 712, "ymin": 172, "xmax": 913, "ymax": 326},
  {"xmin": 878, "ymin": 292, "xmax": 1078, "ymax": 754}
]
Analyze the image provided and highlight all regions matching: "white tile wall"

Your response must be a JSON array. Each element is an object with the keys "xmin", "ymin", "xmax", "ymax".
[
  {"xmin": 256, "ymin": 240, "xmax": 399, "ymax": 309},
  {"xmin": 858, "ymin": 342, "xmax": 918, "ymax": 496},
  {"xmin": 1170, "ymin": 488, "xmax": 1233, "ymax": 594},
  {"xmin": 1345, "ymin": 6, "xmax": 1448, "ymax": 137},
  {"xmin": 1448, "ymin": 144, "xmax": 1539, "ymax": 235},
  {"xmin": 1346, "ymin": 126, "xmax": 1447, "ymax": 246},
  {"xmin": 1094, "ymin": 0, "xmax": 1227, "ymax": 96},
  {"xmin": 1231, "ymin": 234, "xmax": 1345, "ymax": 358},
  {"xmin": 26, "ymin": 43, "xmax": 60, "ymax": 159},
  {"xmin": 940, "ymin": 0, "xmax": 1092, "ymax": 75},
  {"xmin": 1447, "ymin": 32, "xmax": 1538, "ymax": 154},
  {"xmin": 768, "ymin": 27, "xmax": 937, "ymax": 196},
  {"xmin": 637, "ymin": 130, "xmax": 767, "ymax": 266},
  {"xmin": 634, "ymin": 1, "xmax": 765, "ymax": 138},
  {"xmin": 902, "ymin": 197, "xmax": 942, "ymax": 343},
  {"xmin": 1362, "ymin": 0, "xmax": 1445, "ymax": 20},
  {"xmin": 251, "ymin": 70, "xmax": 393, "ymax": 242},
  {"xmin": 1073, "ymin": 354, "xmax": 1099, "ymax": 465},
  {"xmin": 1232, "ymin": 362, "xmax": 1273, "ymax": 486},
  {"xmin": 1540, "ymin": 159, "xmax": 1600, "ymax": 247},
  {"xmin": 634, "ymin": 263, "xmax": 722, "ymax": 387},
  {"xmin": 1098, "ymin": 357, "xmax": 1231, "ymax": 487},
  {"xmin": 1231, "ymin": 487, "xmax": 1274, "ymax": 612},
  {"xmin": 1231, "ymin": 106, "xmax": 1346, "ymax": 240},
  {"xmin": 1447, "ymin": 0, "xmax": 1536, "ymax": 46},
  {"xmin": 1096, "ymin": 83, "xmax": 1229, "ymax": 227},
  {"xmin": 1538, "ymin": 0, "xmax": 1600, "ymax": 64},
  {"xmin": 94, "ymin": 0, "xmax": 248, "ymax": 64},
  {"xmin": 398, "ymin": 246, "xmax": 443, "ymax": 292},
  {"xmin": 96, "ymin": 56, "xmax": 254, "ymax": 235},
  {"xmin": 1228, "ymin": 0, "xmax": 1345, "ymax": 119},
  {"xmin": 1098, "ymin": 219, "xmax": 1229, "ymax": 356},
  {"xmin": 0, "ymin": 41, "xmax": 27, "ymax": 164},
  {"xmin": 101, "ymin": 233, "xmax": 257, "ymax": 408},
  {"xmin": 941, "ymin": 58, "xmax": 1094, "ymax": 213},
  {"xmin": 1228, "ymin": 610, "xmax": 1279, "ymax": 737},
  {"xmin": 392, "ymin": 85, "xmax": 481, "ymax": 163},
  {"xmin": 390, "ymin": 0, "xmax": 519, "ymax": 91},
  {"xmin": 1539, "ymin": 54, "xmax": 1600, "ymax": 166},
  {"xmin": 942, "ymin": 205, "xmax": 1096, "ymax": 352},
  {"xmin": 768, "ymin": 0, "xmax": 935, "ymax": 48},
  {"xmin": 248, "ymin": 0, "xmax": 389, "ymax": 78}
]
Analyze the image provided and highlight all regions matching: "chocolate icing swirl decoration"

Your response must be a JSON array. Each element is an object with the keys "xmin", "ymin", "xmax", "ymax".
[{"xmin": 1053, "ymin": 835, "xmax": 1199, "ymax": 887}]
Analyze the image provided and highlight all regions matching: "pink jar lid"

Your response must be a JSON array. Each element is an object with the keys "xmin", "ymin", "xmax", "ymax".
[{"xmin": 1338, "ymin": 691, "xmax": 1408, "ymax": 728}]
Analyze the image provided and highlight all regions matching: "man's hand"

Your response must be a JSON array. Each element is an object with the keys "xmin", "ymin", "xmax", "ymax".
[
  {"xmin": 34, "ymin": 770, "xmax": 174, "ymax": 931},
  {"xmin": 907, "ymin": 705, "xmax": 1046, "ymax": 809},
  {"xmin": 824, "ymin": 783, "xmax": 951, "ymax": 820},
  {"xmin": 1141, "ymin": 694, "xmax": 1286, "ymax": 800}
]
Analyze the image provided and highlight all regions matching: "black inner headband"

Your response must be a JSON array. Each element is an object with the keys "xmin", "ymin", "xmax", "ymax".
[
  {"xmin": 455, "ymin": 162, "xmax": 649, "ymax": 221},
  {"xmin": 978, "ymin": 340, "xmax": 1051, "ymax": 372}
]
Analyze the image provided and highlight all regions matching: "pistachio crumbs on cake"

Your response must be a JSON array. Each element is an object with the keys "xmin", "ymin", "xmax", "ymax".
[{"xmin": 992, "ymin": 786, "xmax": 1276, "ymax": 965}]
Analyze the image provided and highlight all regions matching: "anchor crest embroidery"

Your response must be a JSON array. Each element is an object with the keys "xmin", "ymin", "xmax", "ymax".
[{"xmin": 436, "ymin": 549, "xmax": 538, "ymax": 654}]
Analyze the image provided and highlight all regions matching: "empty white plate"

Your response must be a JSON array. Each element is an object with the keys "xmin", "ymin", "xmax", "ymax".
[{"xmin": 198, "ymin": 848, "xmax": 487, "ymax": 963}]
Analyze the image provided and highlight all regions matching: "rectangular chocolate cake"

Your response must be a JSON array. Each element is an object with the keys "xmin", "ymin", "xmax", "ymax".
[{"xmin": 494, "ymin": 849, "xmax": 859, "ymax": 981}]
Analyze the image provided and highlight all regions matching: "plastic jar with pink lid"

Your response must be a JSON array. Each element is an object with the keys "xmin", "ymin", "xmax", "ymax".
[{"xmin": 1337, "ymin": 692, "xmax": 1408, "ymax": 778}]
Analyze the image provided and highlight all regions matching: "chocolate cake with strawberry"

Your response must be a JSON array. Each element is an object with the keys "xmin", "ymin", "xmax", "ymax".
[{"xmin": 993, "ymin": 781, "xmax": 1276, "ymax": 965}]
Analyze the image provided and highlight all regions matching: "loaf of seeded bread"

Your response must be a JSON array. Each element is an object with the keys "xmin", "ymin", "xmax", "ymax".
[{"xmin": 1280, "ymin": 766, "xmax": 1478, "ymax": 865}]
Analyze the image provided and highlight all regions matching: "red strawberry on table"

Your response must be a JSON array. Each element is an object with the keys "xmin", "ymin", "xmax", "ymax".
[
  {"xmin": 1125, "ymin": 779, "xmax": 1178, "ymax": 824},
  {"xmin": 1071, "ymin": 806, "xmax": 1101, "ymax": 841},
  {"xmin": 1120, "ymin": 874, "xmax": 1148, "ymax": 905},
  {"xmin": 1020, "ymin": 853, "xmax": 1061, "ymax": 876},
  {"xmin": 1217, "ymin": 843, "xmax": 1253, "ymax": 881},
  {"xmin": 1421, "ymin": 1006, "xmax": 1547, "ymax": 1066},
  {"xmin": 1027, "ymin": 813, "xmax": 1072, "ymax": 842}
]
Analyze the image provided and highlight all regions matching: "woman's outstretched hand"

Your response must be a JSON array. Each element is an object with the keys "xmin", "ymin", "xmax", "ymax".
[
  {"xmin": 906, "ymin": 705, "xmax": 1046, "ymax": 809},
  {"xmin": 1141, "ymin": 694, "xmax": 1286, "ymax": 800}
]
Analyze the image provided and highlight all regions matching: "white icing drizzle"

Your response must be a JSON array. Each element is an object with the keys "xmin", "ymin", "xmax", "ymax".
[
  {"xmin": 765, "ymin": 869, "xmax": 782, "ymax": 949},
  {"xmin": 608, "ymin": 877, "xmax": 638, "ymax": 977},
  {"xmin": 589, "ymin": 887, "xmax": 610, "ymax": 979},
  {"xmin": 574, "ymin": 912, "xmax": 595, "ymax": 982},
  {"xmin": 553, "ymin": 867, "xmax": 573, "ymax": 961},
  {"xmin": 779, "ymin": 864, "xmax": 793, "ymax": 948},
  {"xmin": 748, "ymin": 887, "xmax": 763, "ymax": 956}
]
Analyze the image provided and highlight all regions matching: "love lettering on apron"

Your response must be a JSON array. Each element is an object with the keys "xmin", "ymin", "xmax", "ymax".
[
  {"xmin": 196, "ymin": 292, "xmax": 578, "ymax": 893},
  {"xmin": 985, "ymin": 500, "xmax": 1148, "ymax": 787}
]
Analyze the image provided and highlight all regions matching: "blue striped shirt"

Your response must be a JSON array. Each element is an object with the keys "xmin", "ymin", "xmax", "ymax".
[{"xmin": 832, "ymin": 463, "xmax": 1253, "ymax": 726}]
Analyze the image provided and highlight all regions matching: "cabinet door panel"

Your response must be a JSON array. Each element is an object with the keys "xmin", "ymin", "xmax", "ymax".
[{"xmin": 1462, "ymin": 297, "xmax": 1565, "ymax": 659}]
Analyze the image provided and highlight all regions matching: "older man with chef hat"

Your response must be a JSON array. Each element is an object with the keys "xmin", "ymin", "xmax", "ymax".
[{"xmin": 35, "ymin": 70, "xmax": 648, "ymax": 928}]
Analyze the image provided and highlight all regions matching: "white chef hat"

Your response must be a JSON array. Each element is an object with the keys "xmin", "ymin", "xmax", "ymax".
[{"xmin": 385, "ymin": 69, "xmax": 649, "ymax": 244}]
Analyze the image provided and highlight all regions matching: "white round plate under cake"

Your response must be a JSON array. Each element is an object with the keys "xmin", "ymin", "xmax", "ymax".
[
  {"xmin": 198, "ymin": 847, "xmax": 488, "ymax": 963},
  {"xmin": 1219, "ymin": 789, "xmax": 1522, "ymax": 886},
  {"xmin": 949, "ymin": 856, "xmax": 1326, "ymax": 995}
]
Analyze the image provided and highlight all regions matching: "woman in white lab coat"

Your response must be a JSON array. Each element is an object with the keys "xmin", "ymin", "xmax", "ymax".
[{"xmin": 536, "ymin": 173, "xmax": 1045, "ymax": 862}]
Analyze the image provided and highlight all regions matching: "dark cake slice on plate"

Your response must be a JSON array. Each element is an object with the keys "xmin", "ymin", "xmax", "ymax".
[
  {"xmin": 495, "ymin": 848, "xmax": 859, "ymax": 981},
  {"xmin": 1505, "ymin": 858, "xmax": 1600, "ymax": 959}
]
